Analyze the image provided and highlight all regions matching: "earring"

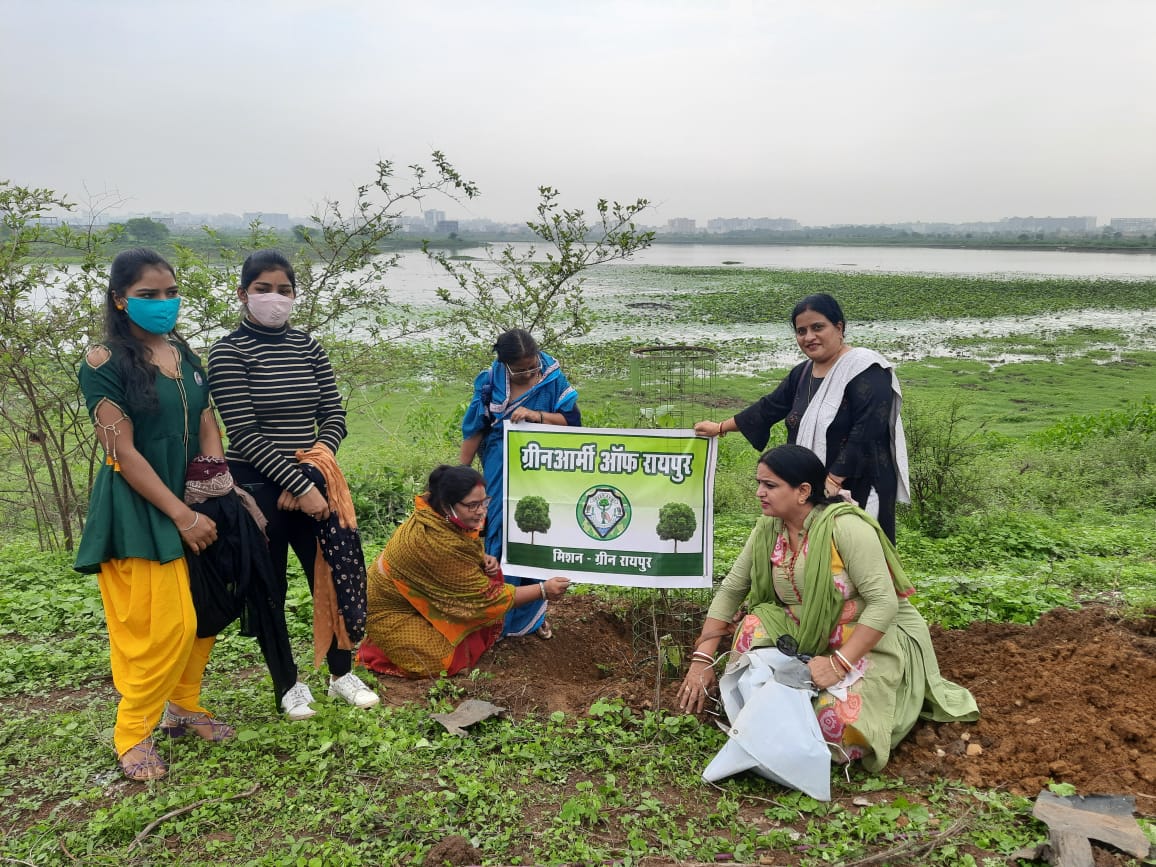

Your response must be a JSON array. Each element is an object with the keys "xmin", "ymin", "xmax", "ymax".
[{"xmin": 115, "ymin": 303, "xmax": 125, "ymax": 311}]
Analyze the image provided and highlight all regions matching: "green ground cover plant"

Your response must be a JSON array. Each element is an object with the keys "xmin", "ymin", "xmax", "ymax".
[{"xmin": 3, "ymin": 256, "xmax": 1155, "ymax": 863}]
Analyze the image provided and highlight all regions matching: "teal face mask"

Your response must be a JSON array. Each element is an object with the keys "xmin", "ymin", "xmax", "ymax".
[{"xmin": 124, "ymin": 296, "xmax": 181, "ymax": 334}]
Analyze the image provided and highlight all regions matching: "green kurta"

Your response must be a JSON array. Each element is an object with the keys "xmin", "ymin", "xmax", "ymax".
[
  {"xmin": 708, "ymin": 507, "xmax": 978, "ymax": 771},
  {"xmin": 74, "ymin": 343, "xmax": 209, "ymax": 574}
]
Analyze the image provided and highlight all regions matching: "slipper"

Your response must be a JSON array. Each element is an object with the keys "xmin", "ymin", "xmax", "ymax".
[
  {"xmin": 119, "ymin": 739, "xmax": 167, "ymax": 782},
  {"xmin": 536, "ymin": 619, "xmax": 554, "ymax": 640}
]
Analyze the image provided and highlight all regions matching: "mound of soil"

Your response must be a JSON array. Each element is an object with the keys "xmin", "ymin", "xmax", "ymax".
[{"xmin": 372, "ymin": 597, "xmax": 1156, "ymax": 804}]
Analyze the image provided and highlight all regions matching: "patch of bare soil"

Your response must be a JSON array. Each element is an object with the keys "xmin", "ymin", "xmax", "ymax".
[
  {"xmin": 894, "ymin": 605, "xmax": 1156, "ymax": 800},
  {"xmin": 373, "ymin": 597, "xmax": 1156, "ymax": 807}
]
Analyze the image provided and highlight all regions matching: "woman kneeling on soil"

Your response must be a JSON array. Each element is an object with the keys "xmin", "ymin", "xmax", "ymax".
[
  {"xmin": 678, "ymin": 445, "xmax": 977, "ymax": 771},
  {"xmin": 358, "ymin": 465, "xmax": 571, "ymax": 678}
]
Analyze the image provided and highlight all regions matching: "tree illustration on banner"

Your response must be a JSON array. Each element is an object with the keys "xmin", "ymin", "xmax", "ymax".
[
  {"xmin": 656, "ymin": 502, "xmax": 696, "ymax": 552},
  {"xmin": 515, "ymin": 496, "xmax": 551, "ymax": 544}
]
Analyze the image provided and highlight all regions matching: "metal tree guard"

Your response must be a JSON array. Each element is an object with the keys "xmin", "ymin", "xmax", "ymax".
[
  {"xmin": 629, "ymin": 345, "xmax": 718, "ymax": 430},
  {"xmin": 626, "ymin": 345, "xmax": 719, "ymax": 703}
]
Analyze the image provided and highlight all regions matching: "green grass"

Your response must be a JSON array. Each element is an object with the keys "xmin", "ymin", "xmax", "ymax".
[
  {"xmin": 0, "ymin": 548, "xmax": 1111, "ymax": 866},
  {"xmin": 4, "ymin": 266, "xmax": 1156, "ymax": 863}
]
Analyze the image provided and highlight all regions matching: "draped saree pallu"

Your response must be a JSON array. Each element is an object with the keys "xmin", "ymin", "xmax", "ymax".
[
  {"xmin": 359, "ymin": 497, "xmax": 516, "ymax": 678},
  {"xmin": 726, "ymin": 502, "xmax": 978, "ymax": 772},
  {"xmin": 461, "ymin": 350, "xmax": 579, "ymax": 636}
]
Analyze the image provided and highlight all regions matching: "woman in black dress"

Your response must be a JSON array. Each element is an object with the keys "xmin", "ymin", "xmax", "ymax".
[{"xmin": 695, "ymin": 293, "xmax": 909, "ymax": 543}]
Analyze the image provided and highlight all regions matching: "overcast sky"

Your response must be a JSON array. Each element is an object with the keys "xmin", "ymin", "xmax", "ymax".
[{"xmin": 4, "ymin": 0, "xmax": 1155, "ymax": 227}]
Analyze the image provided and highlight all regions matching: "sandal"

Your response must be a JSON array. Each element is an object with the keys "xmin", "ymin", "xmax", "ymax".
[
  {"xmin": 118, "ymin": 739, "xmax": 167, "ymax": 782},
  {"xmin": 536, "ymin": 619, "xmax": 554, "ymax": 640},
  {"xmin": 160, "ymin": 704, "xmax": 236, "ymax": 742}
]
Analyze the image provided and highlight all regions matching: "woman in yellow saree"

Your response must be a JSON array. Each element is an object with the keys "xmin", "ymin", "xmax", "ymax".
[{"xmin": 359, "ymin": 465, "xmax": 571, "ymax": 678}]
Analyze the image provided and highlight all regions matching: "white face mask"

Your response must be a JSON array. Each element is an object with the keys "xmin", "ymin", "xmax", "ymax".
[{"xmin": 246, "ymin": 292, "xmax": 294, "ymax": 328}]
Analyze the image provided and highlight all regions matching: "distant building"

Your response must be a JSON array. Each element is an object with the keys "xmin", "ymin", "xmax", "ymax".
[
  {"xmin": 1109, "ymin": 217, "xmax": 1156, "ymax": 235},
  {"xmin": 434, "ymin": 220, "xmax": 459, "ymax": 234},
  {"xmin": 664, "ymin": 218, "xmax": 696, "ymax": 234},
  {"xmin": 706, "ymin": 217, "xmax": 800, "ymax": 233},
  {"xmin": 998, "ymin": 216, "xmax": 1096, "ymax": 235},
  {"xmin": 243, "ymin": 212, "xmax": 291, "ymax": 230},
  {"xmin": 424, "ymin": 209, "xmax": 446, "ymax": 229}
]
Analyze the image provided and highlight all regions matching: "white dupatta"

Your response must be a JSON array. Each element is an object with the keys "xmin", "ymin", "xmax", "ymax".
[{"xmin": 794, "ymin": 347, "xmax": 910, "ymax": 513}]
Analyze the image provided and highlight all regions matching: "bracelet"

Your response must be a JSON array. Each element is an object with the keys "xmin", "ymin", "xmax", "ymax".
[
  {"xmin": 834, "ymin": 650, "xmax": 853, "ymax": 671},
  {"xmin": 690, "ymin": 651, "xmax": 714, "ymax": 665},
  {"xmin": 538, "ymin": 411, "xmax": 544, "ymax": 424},
  {"xmin": 829, "ymin": 657, "xmax": 842, "ymax": 679},
  {"xmin": 179, "ymin": 513, "xmax": 200, "ymax": 533},
  {"xmin": 539, "ymin": 582, "xmax": 548, "ymax": 601},
  {"xmin": 717, "ymin": 421, "xmax": 727, "ymax": 438}
]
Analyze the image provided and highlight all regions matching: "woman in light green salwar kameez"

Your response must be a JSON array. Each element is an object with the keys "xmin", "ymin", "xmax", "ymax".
[{"xmin": 679, "ymin": 445, "xmax": 978, "ymax": 772}]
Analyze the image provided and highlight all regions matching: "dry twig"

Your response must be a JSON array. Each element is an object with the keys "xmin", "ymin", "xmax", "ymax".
[
  {"xmin": 842, "ymin": 810, "xmax": 974, "ymax": 867},
  {"xmin": 125, "ymin": 783, "xmax": 260, "ymax": 854}
]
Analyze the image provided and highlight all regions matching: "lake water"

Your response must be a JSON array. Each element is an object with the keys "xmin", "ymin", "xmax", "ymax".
[
  {"xmin": 386, "ymin": 243, "xmax": 1156, "ymax": 306},
  {"xmin": 378, "ymin": 243, "xmax": 1156, "ymax": 368}
]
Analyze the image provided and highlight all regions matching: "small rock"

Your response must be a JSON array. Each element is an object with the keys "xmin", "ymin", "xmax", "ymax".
[{"xmin": 965, "ymin": 743, "xmax": 983, "ymax": 757}]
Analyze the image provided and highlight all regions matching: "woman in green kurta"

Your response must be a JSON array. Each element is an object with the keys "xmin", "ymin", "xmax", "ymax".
[
  {"xmin": 678, "ymin": 445, "xmax": 977, "ymax": 772},
  {"xmin": 75, "ymin": 248, "xmax": 232, "ymax": 782}
]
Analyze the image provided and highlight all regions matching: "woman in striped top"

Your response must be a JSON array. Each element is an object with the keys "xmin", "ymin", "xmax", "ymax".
[{"xmin": 208, "ymin": 250, "xmax": 379, "ymax": 720}]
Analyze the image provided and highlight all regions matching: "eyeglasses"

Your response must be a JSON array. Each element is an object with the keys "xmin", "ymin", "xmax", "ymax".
[
  {"xmin": 458, "ymin": 497, "xmax": 492, "ymax": 513},
  {"xmin": 776, "ymin": 634, "xmax": 812, "ymax": 663},
  {"xmin": 506, "ymin": 363, "xmax": 541, "ymax": 378}
]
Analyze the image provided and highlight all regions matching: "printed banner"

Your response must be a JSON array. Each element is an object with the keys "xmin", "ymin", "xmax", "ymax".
[{"xmin": 502, "ymin": 423, "xmax": 716, "ymax": 588}]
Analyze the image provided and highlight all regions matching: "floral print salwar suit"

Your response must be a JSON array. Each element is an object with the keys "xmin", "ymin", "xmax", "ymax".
[{"xmin": 710, "ymin": 503, "xmax": 977, "ymax": 771}]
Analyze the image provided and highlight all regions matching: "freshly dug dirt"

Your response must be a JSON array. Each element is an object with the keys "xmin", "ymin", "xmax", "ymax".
[{"xmin": 372, "ymin": 596, "xmax": 1156, "ymax": 803}]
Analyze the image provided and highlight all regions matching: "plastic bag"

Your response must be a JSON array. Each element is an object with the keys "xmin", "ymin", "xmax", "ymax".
[{"xmin": 702, "ymin": 647, "xmax": 831, "ymax": 801}]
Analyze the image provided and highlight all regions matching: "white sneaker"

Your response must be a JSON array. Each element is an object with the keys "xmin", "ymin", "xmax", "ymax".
[
  {"xmin": 328, "ymin": 672, "xmax": 380, "ymax": 709},
  {"xmin": 280, "ymin": 681, "xmax": 317, "ymax": 721}
]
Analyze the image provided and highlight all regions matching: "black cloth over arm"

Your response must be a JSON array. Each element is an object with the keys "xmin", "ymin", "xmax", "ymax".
[{"xmin": 185, "ymin": 491, "xmax": 298, "ymax": 703}]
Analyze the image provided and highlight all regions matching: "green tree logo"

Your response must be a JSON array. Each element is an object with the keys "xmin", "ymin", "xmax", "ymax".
[
  {"xmin": 656, "ymin": 502, "xmax": 696, "ymax": 552},
  {"xmin": 514, "ymin": 495, "xmax": 551, "ymax": 544},
  {"xmin": 577, "ymin": 485, "xmax": 631, "ymax": 541}
]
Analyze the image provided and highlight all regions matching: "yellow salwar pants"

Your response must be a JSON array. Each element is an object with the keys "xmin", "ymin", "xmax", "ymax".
[{"xmin": 97, "ymin": 557, "xmax": 215, "ymax": 757}]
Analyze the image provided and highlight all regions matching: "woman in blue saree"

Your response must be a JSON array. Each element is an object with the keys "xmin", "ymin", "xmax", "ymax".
[{"xmin": 460, "ymin": 329, "xmax": 580, "ymax": 637}]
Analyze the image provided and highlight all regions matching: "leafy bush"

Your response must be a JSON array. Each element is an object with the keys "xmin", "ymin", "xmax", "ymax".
[
  {"xmin": 1030, "ymin": 398, "xmax": 1156, "ymax": 449},
  {"xmin": 345, "ymin": 465, "xmax": 421, "ymax": 539},
  {"xmin": 913, "ymin": 574, "xmax": 1074, "ymax": 628},
  {"xmin": 900, "ymin": 397, "xmax": 986, "ymax": 537}
]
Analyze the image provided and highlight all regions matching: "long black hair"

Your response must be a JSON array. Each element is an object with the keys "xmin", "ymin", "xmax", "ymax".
[
  {"xmin": 759, "ymin": 445, "xmax": 842, "ymax": 505},
  {"xmin": 426, "ymin": 464, "xmax": 485, "ymax": 514},
  {"xmin": 103, "ymin": 248, "xmax": 200, "ymax": 412}
]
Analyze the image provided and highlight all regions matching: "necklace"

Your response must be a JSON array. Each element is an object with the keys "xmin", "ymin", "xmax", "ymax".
[
  {"xmin": 167, "ymin": 342, "xmax": 190, "ymax": 454},
  {"xmin": 780, "ymin": 526, "xmax": 806, "ymax": 601},
  {"xmin": 806, "ymin": 370, "xmax": 820, "ymax": 403}
]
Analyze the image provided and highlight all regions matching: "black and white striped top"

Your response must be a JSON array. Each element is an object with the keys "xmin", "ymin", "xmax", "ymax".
[{"xmin": 208, "ymin": 319, "xmax": 346, "ymax": 496}]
